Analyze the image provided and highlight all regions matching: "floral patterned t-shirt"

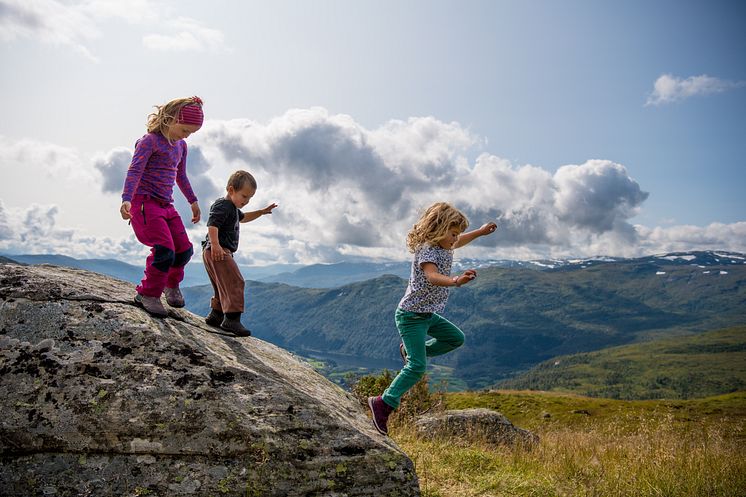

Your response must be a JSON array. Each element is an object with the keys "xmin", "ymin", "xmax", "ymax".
[{"xmin": 398, "ymin": 244, "xmax": 453, "ymax": 313}]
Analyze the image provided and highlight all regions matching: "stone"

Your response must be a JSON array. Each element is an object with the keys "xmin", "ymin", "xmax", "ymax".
[
  {"xmin": 0, "ymin": 263, "xmax": 420, "ymax": 496},
  {"xmin": 414, "ymin": 408, "xmax": 539, "ymax": 447}
]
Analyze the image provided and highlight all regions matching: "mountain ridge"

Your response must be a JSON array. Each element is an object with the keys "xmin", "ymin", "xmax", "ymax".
[{"xmin": 4, "ymin": 250, "xmax": 745, "ymax": 392}]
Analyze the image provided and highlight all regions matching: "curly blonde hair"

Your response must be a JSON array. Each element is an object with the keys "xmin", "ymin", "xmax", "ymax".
[
  {"xmin": 146, "ymin": 96, "xmax": 203, "ymax": 134},
  {"xmin": 406, "ymin": 202, "xmax": 469, "ymax": 252}
]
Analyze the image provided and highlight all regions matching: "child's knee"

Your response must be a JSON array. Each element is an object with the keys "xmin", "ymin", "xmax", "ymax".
[
  {"xmin": 172, "ymin": 245, "xmax": 194, "ymax": 268},
  {"xmin": 404, "ymin": 360, "xmax": 427, "ymax": 377},
  {"xmin": 152, "ymin": 245, "xmax": 175, "ymax": 272}
]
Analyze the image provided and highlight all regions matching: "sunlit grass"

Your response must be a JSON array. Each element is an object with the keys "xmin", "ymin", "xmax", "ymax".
[{"xmin": 389, "ymin": 391, "xmax": 746, "ymax": 497}]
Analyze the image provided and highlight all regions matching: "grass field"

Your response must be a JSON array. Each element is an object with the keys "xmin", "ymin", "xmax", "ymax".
[{"xmin": 387, "ymin": 390, "xmax": 746, "ymax": 497}]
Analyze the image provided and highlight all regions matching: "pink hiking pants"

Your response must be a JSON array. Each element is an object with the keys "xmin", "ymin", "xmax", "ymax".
[{"xmin": 129, "ymin": 194, "xmax": 194, "ymax": 297}]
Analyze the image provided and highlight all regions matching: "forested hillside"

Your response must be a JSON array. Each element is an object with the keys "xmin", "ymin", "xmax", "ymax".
[
  {"xmin": 183, "ymin": 254, "xmax": 746, "ymax": 390},
  {"xmin": 498, "ymin": 326, "xmax": 746, "ymax": 399}
]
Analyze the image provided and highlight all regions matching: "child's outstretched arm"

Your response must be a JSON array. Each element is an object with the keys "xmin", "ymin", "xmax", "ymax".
[
  {"xmin": 422, "ymin": 263, "xmax": 477, "ymax": 287},
  {"xmin": 240, "ymin": 203, "xmax": 278, "ymax": 223},
  {"xmin": 453, "ymin": 222, "xmax": 497, "ymax": 249}
]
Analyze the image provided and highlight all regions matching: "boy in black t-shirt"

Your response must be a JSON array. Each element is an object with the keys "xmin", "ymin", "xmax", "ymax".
[{"xmin": 202, "ymin": 170, "xmax": 277, "ymax": 336}]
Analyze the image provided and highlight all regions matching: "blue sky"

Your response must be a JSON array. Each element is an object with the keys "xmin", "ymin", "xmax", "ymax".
[{"xmin": 1, "ymin": 0, "xmax": 744, "ymax": 265}]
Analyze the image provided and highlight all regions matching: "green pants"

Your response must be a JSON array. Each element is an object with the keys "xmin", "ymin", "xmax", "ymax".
[{"xmin": 382, "ymin": 308, "xmax": 465, "ymax": 409}]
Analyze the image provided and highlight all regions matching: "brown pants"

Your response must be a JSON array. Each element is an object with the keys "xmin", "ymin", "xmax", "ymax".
[{"xmin": 202, "ymin": 248, "xmax": 245, "ymax": 313}]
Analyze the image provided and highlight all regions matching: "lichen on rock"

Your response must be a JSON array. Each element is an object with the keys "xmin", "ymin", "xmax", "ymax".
[{"xmin": 0, "ymin": 263, "xmax": 420, "ymax": 496}]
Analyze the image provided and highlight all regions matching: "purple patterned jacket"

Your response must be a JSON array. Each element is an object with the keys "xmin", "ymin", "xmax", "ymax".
[{"xmin": 121, "ymin": 132, "xmax": 198, "ymax": 204}]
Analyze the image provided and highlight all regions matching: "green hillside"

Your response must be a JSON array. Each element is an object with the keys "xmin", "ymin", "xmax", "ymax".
[
  {"xmin": 390, "ymin": 390, "xmax": 746, "ymax": 497},
  {"xmin": 498, "ymin": 325, "xmax": 746, "ymax": 399},
  {"xmin": 183, "ymin": 258, "xmax": 746, "ymax": 391}
]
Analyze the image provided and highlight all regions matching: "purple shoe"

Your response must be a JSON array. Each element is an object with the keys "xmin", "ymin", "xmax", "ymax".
[
  {"xmin": 368, "ymin": 395, "xmax": 394, "ymax": 436},
  {"xmin": 164, "ymin": 286, "xmax": 185, "ymax": 308},
  {"xmin": 134, "ymin": 293, "xmax": 168, "ymax": 318}
]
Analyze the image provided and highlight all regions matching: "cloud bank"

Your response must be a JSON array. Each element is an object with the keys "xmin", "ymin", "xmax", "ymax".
[
  {"xmin": 646, "ymin": 74, "xmax": 746, "ymax": 106},
  {"xmin": 0, "ymin": 0, "xmax": 225, "ymax": 60},
  {"xmin": 1, "ymin": 109, "xmax": 745, "ymax": 264}
]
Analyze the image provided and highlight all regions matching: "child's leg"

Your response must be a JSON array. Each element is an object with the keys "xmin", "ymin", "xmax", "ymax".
[
  {"xmin": 207, "ymin": 253, "xmax": 245, "ymax": 313},
  {"xmin": 164, "ymin": 206, "xmax": 193, "ymax": 289},
  {"xmin": 201, "ymin": 248, "xmax": 223, "ymax": 311},
  {"xmin": 130, "ymin": 196, "xmax": 176, "ymax": 297},
  {"xmin": 382, "ymin": 309, "xmax": 431, "ymax": 409},
  {"xmin": 424, "ymin": 313, "xmax": 465, "ymax": 357}
]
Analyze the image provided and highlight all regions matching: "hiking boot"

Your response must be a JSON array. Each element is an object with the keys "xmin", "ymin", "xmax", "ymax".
[
  {"xmin": 399, "ymin": 342, "xmax": 408, "ymax": 366},
  {"xmin": 164, "ymin": 286, "xmax": 185, "ymax": 308},
  {"xmin": 205, "ymin": 309, "xmax": 224, "ymax": 327},
  {"xmin": 134, "ymin": 293, "xmax": 168, "ymax": 318},
  {"xmin": 368, "ymin": 395, "xmax": 394, "ymax": 436},
  {"xmin": 220, "ymin": 316, "xmax": 251, "ymax": 337}
]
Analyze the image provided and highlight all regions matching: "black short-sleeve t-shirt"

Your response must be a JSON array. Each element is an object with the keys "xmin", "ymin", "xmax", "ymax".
[{"xmin": 202, "ymin": 197, "xmax": 245, "ymax": 253}]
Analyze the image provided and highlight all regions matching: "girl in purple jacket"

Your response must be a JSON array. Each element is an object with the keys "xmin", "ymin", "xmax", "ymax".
[{"xmin": 119, "ymin": 96, "xmax": 204, "ymax": 317}]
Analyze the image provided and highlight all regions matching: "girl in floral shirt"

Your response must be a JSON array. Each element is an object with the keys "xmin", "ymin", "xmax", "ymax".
[{"xmin": 368, "ymin": 202, "xmax": 497, "ymax": 435}]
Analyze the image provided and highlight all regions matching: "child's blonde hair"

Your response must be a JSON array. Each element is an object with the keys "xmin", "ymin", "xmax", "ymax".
[
  {"xmin": 146, "ymin": 96, "xmax": 203, "ymax": 134},
  {"xmin": 406, "ymin": 202, "xmax": 469, "ymax": 252}
]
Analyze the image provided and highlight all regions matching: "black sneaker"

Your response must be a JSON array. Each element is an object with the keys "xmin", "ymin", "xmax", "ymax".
[
  {"xmin": 205, "ymin": 309, "xmax": 224, "ymax": 327},
  {"xmin": 220, "ymin": 316, "xmax": 251, "ymax": 337}
]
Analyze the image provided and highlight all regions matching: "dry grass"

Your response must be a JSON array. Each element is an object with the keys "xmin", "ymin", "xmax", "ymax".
[{"xmin": 391, "ymin": 407, "xmax": 746, "ymax": 497}]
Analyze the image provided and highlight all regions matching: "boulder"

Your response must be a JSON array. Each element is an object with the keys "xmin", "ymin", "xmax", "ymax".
[
  {"xmin": 0, "ymin": 263, "xmax": 419, "ymax": 496},
  {"xmin": 414, "ymin": 408, "xmax": 538, "ymax": 447}
]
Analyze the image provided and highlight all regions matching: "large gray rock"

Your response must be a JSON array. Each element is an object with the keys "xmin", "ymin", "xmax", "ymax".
[
  {"xmin": 0, "ymin": 263, "xmax": 419, "ymax": 496},
  {"xmin": 415, "ymin": 408, "xmax": 538, "ymax": 447}
]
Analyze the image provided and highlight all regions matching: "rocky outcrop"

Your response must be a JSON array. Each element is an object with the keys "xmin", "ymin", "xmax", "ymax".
[
  {"xmin": 415, "ymin": 408, "xmax": 538, "ymax": 447},
  {"xmin": 0, "ymin": 263, "xmax": 419, "ymax": 496}
]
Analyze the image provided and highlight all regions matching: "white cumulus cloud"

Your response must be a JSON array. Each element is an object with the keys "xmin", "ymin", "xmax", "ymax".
[
  {"xmin": 0, "ymin": 0, "xmax": 101, "ymax": 60},
  {"xmin": 645, "ymin": 74, "xmax": 746, "ymax": 106},
  {"xmin": 142, "ymin": 17, "xmax": 226, "ymax": 53},
  {"xmin": 2, "ymin": 109, "xmax": 745, "ymax": 264},
  {"xmin": 0, "ymin": 0, "xmax": 225, "ymax": 60}
]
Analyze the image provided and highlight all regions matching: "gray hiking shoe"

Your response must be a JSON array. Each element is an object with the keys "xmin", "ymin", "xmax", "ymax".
[
  {"xmin": 164, "ymin": 286, "xmax": 185, "ymax": 308},
  {"xmin": 134, "ymin": 293, "xmax": 168, "ymax": 318}
]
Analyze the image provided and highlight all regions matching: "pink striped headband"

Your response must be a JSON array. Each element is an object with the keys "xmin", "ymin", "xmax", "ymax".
[{"xmin": 178, "ymin": 97, "xmax": 204, "ymax": 127}]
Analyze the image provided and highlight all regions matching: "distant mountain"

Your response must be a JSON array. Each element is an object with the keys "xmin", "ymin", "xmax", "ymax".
[
  {"xmin": 0, "ymin": 253, "xmax": 302, "ymax": 288},
  {"xmin": 5, "ymin": 249, "xmax": 745, "ymax": 392},
  {"xmin": 498, "ymin": 326, "xmax": 746, "ymax": 400},
  {"xmin": 259, "ymin": 261, "xmax": 411, "ymax": 287},
  {"xmin": 181, "ymin": 250, "xmax": 746, "ymax": 390},
  {"xmin": 4, "ymin": 254, "xmax": 146, "ymax": 284}
]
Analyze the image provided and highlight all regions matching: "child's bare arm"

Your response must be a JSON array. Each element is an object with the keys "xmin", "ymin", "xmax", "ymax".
[
  {"xmin": 453, "ymin": 222, "xmax": 497, "ymax": 249},
  {"xmin": 207, "ymin": 226, "xmax": 226, "ymax": 261},
  {"xmin": 240, "ymin": 203, "xmax": 278, "ymax": 223},
  {"xmin": 422, "ymin": 263, "xmax": 477, "ymax": 287}
]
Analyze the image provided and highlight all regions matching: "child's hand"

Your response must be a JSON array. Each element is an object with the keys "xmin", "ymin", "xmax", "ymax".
[
  {"xmin": 260, "ymin": 203, "xmax": 278, "ymax": 215},
  {"xmin": 480, "ymin": 222, "xmax": 497, "ymax": 236},
  {"xmin": 454, "ymin": 269, "xmax": 477, "ymax": 286},
  {"xmin": 211, "ymin": 246, "xmax": 227, "ymax": 262},
  {"xmin": 190, "ymin": 202, "xmax": 201, "ymax": 224},
  {"xmin": 120, "ymin": 201, "xmax": 132, "ymax": 220}
]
